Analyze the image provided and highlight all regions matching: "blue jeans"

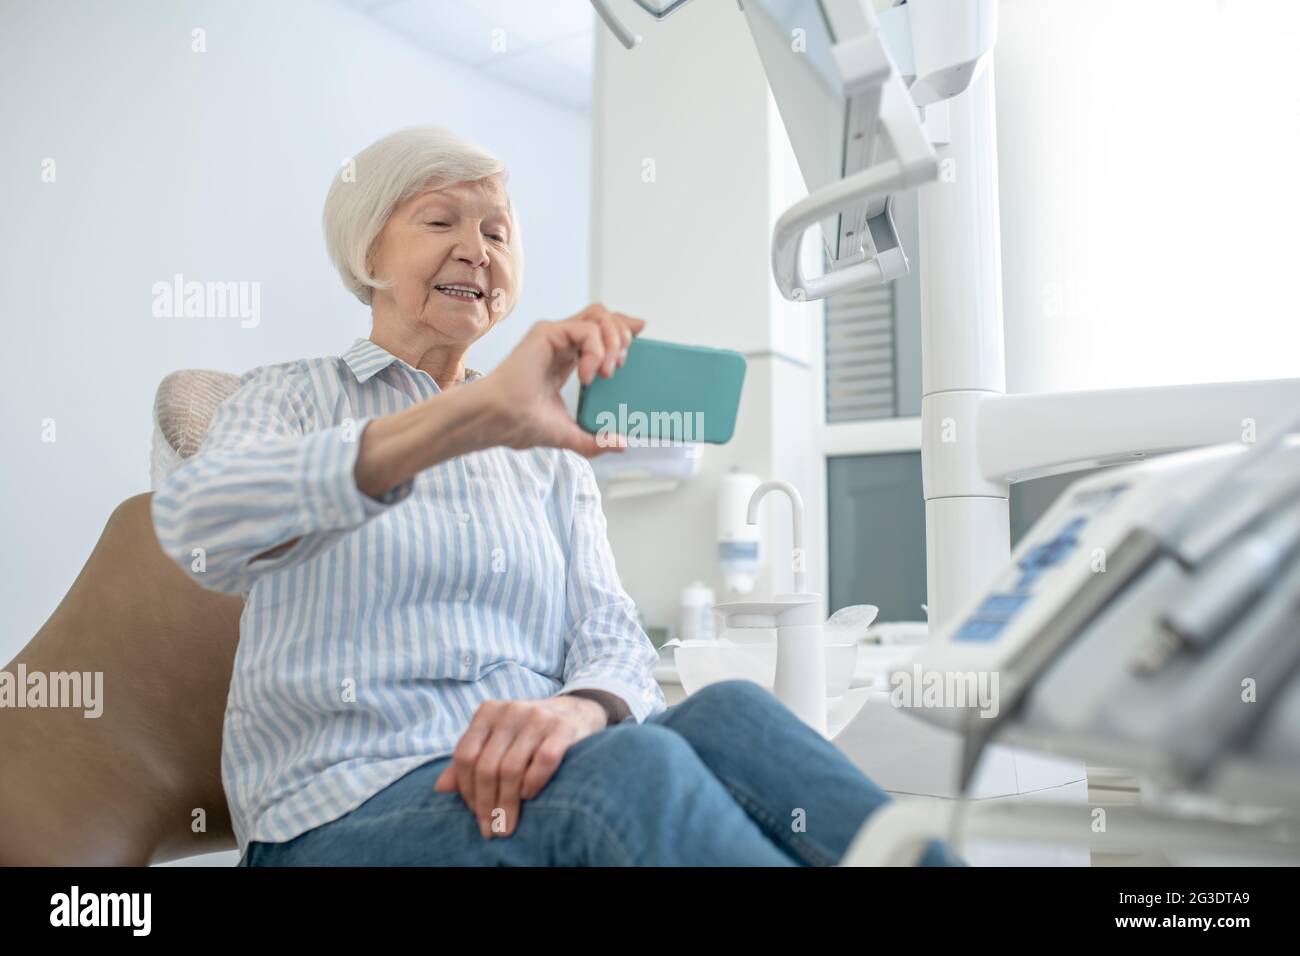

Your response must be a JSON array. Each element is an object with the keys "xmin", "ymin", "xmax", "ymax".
[{"xmin": 238, "ymin": 679, "xmax": 964, "ymax": 866}]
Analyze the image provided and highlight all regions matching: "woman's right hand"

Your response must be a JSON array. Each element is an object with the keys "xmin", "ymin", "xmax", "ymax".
[{"xmin": 479, "ymin": 304, "xmax": 645, "ymax": 457}]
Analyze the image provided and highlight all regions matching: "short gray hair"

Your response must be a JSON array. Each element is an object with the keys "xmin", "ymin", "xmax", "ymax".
[{"xmin": 323, "ymin": 126, "xmax": 523, "ymax": 313}]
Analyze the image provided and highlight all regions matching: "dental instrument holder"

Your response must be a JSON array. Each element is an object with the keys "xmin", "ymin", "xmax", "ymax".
[{"xmin": 714, "ymin": 480, "xmax": 828, "ymax": 736}]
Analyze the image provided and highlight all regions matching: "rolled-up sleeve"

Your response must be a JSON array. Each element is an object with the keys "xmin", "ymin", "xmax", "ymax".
[
  {"xmin": 557, "ymin": 452, "xmax": 668, "ymax": 724},
  {"xmin": 150, "ymin": 364, "xmax": 414, "ymax": 596}
]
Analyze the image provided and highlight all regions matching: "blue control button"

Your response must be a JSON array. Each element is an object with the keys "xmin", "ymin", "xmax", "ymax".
[
  {"xmin": 953, "ymin": 618, "xmax": 1007, "ymax": 643},
  {"xmin": 952, "ymin": 593, "xmax": 1032, "ymax": 643},
  {"xmin": 954, "ymin": 517, "xmax": 1090, "ymax": 643},
  {"xmin": 976, "ymin": 592, "xmax": 1032, "ymax": 618},
  {"xmin": 1010, "ymin": 567, "xmax": 1043, "ymax": 594},
  {"xmin": 1018, "ymin": 537, "xmax": 1075, "ymax": 570},
  {"xmin": 1062, "ymin": 516, "xmax": 1088, "ymax": 535},
  {"xmin": 1017, "ymin": 516, "xmax": 1089, "ymax": 573}
]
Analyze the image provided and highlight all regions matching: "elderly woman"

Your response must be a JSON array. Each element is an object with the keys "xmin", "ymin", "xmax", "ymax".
[{"xmin": 152, "ymin": 126, "xmax": 961, "ymax": 867}]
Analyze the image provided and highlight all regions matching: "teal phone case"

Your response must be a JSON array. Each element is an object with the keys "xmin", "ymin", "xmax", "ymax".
[{"xmin": 576, "ymin": 337, "xmax": 747, "ymax": 444}]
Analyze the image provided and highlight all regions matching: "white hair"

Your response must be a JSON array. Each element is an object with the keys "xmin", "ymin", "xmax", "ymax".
[{"xmin": 323, "ymin": 126, "xmax": 523, "ymax": 314}]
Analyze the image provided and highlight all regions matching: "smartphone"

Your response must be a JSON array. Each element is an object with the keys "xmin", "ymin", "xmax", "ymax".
[{"xmin": 575, "ymin": 337, "xmax": 747, "ymax": 445}]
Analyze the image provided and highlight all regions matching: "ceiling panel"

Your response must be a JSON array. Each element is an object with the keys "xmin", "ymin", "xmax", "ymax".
[
  {"xmin": 467, "ymin": 0, "xmax": 595, "ymax": 45},
  {"xmin": 340, "ymin": 0, "xmax": 594, "ymax": 112},
  {"xmin": 542, "ymin": 30, "xmax": 597, "ymax": 76},
  {"xmin": 480, "ymin": 45, "xmax": 592, "ymax": 112}
]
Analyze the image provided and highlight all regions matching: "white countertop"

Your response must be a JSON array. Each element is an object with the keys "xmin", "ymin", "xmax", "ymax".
[{"xmin": 653, "ymin": 641, "xmax": 924, "ymax": 690}]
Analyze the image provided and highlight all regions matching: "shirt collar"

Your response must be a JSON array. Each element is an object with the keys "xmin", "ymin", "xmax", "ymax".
[{"xmin": 340, "ymin": 337, "xmax": 483, "ymax": 387}]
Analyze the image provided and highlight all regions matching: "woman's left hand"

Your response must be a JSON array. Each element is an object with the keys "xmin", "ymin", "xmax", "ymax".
[
  {"xmin": 478, "ymin": 305, "xmax": 643, "ymax": 457},
  {"xmin": 433, "ymin": 695, "xmax": 607, "ymax": 839}
]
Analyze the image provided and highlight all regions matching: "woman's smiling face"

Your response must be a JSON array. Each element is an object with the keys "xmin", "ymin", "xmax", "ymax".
[{"xmin": 367, "ymin": 175, "xmax": 516, "ymax": 345}]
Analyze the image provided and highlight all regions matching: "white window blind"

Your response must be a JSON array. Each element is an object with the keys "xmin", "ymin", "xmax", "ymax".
[{"xmin": 825, "ymin": 283, "xmax": 897, "ymax": 422}]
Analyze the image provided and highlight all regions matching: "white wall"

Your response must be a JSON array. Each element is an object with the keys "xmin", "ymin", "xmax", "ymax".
[
  {"xmin": 0, "ymin": 0, "xmax": 590, "ymax": 659},
  {"xmin": 996, "ymin": 0, "xmax": 1300, "ymax": 395},
  {"xmin": 591, "ymin": 0, "xmax": 824, "ymax": 631}
]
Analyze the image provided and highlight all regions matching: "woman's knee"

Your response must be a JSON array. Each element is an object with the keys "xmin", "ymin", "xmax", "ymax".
[
  {"xmin": 568, "ymin": 724, "xmax": 730, "ymax": 859},
  {"xmin": 594, "ymin": 722, "xmax": 696, "ymax": 774},
  {"xmin": 577, "ymin": 723, "xmax": 728, "ymax": 810}
]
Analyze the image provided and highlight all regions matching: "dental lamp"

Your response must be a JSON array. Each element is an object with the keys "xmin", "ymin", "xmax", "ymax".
[
  {"xmin": 592, "ymin": 0, "xmax": 1300, "ymax": 637},
  {"xmin": 591, "ymin": 0, "xmax": 994, "ymax": 301},
  {"xmin": 589, "ymin": 0, "xmax": 693, "ymax": 49}
]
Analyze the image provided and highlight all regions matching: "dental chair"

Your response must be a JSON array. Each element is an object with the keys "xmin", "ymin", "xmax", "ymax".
[{"xmin": 0, "ymin": 371, "xmax": 244, "ymax": 865}]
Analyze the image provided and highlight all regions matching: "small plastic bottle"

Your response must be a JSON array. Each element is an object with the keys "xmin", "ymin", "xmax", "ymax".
[{"xmin": 679, "ymin": 581, "xmax": 716, "ymax": 642}]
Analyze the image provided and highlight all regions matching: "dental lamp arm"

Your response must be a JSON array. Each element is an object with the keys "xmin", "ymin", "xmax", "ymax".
[
  {"xmin": 589, "ymin": 0, "xmax": 639, "ymax": 50},
  {"xmin": 771, "ymin": 19, "xmax": 939, "ymax": 301},
  {"xmin": 590, "ymin": 0, "xmax": 943, "ymax": 300},
  {"xmin": 974, "ymin": 379, "xmax": 1300, "ymax": 486}
]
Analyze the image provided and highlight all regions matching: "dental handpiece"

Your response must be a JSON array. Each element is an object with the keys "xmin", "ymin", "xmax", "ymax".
[{"xmin": 1133, "ymin": 501, "xmax": 1300, "ymax": 677}]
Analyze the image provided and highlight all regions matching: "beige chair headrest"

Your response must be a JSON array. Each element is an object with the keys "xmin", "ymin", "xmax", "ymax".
[{"xmin": 154, "ymin": 369, "xmax": 241, "ymax": 459}]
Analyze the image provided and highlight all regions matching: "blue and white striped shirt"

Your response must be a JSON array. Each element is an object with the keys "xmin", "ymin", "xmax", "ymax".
[{"xmin": 151, "ymin": 337, "xmax": 667, "ymax": 852}]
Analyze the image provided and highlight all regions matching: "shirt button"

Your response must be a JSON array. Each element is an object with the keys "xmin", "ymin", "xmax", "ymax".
[
  {"xmin": 457, "ymin": 589, "xmax": 469, "ymax": 601},
  {"xmin": 458, "ymin": 512, "xmax": 471, "ymax": 525},
  {"xmin": 462, "ymin": 653, "xmax": 473, "ymax": 666}
]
